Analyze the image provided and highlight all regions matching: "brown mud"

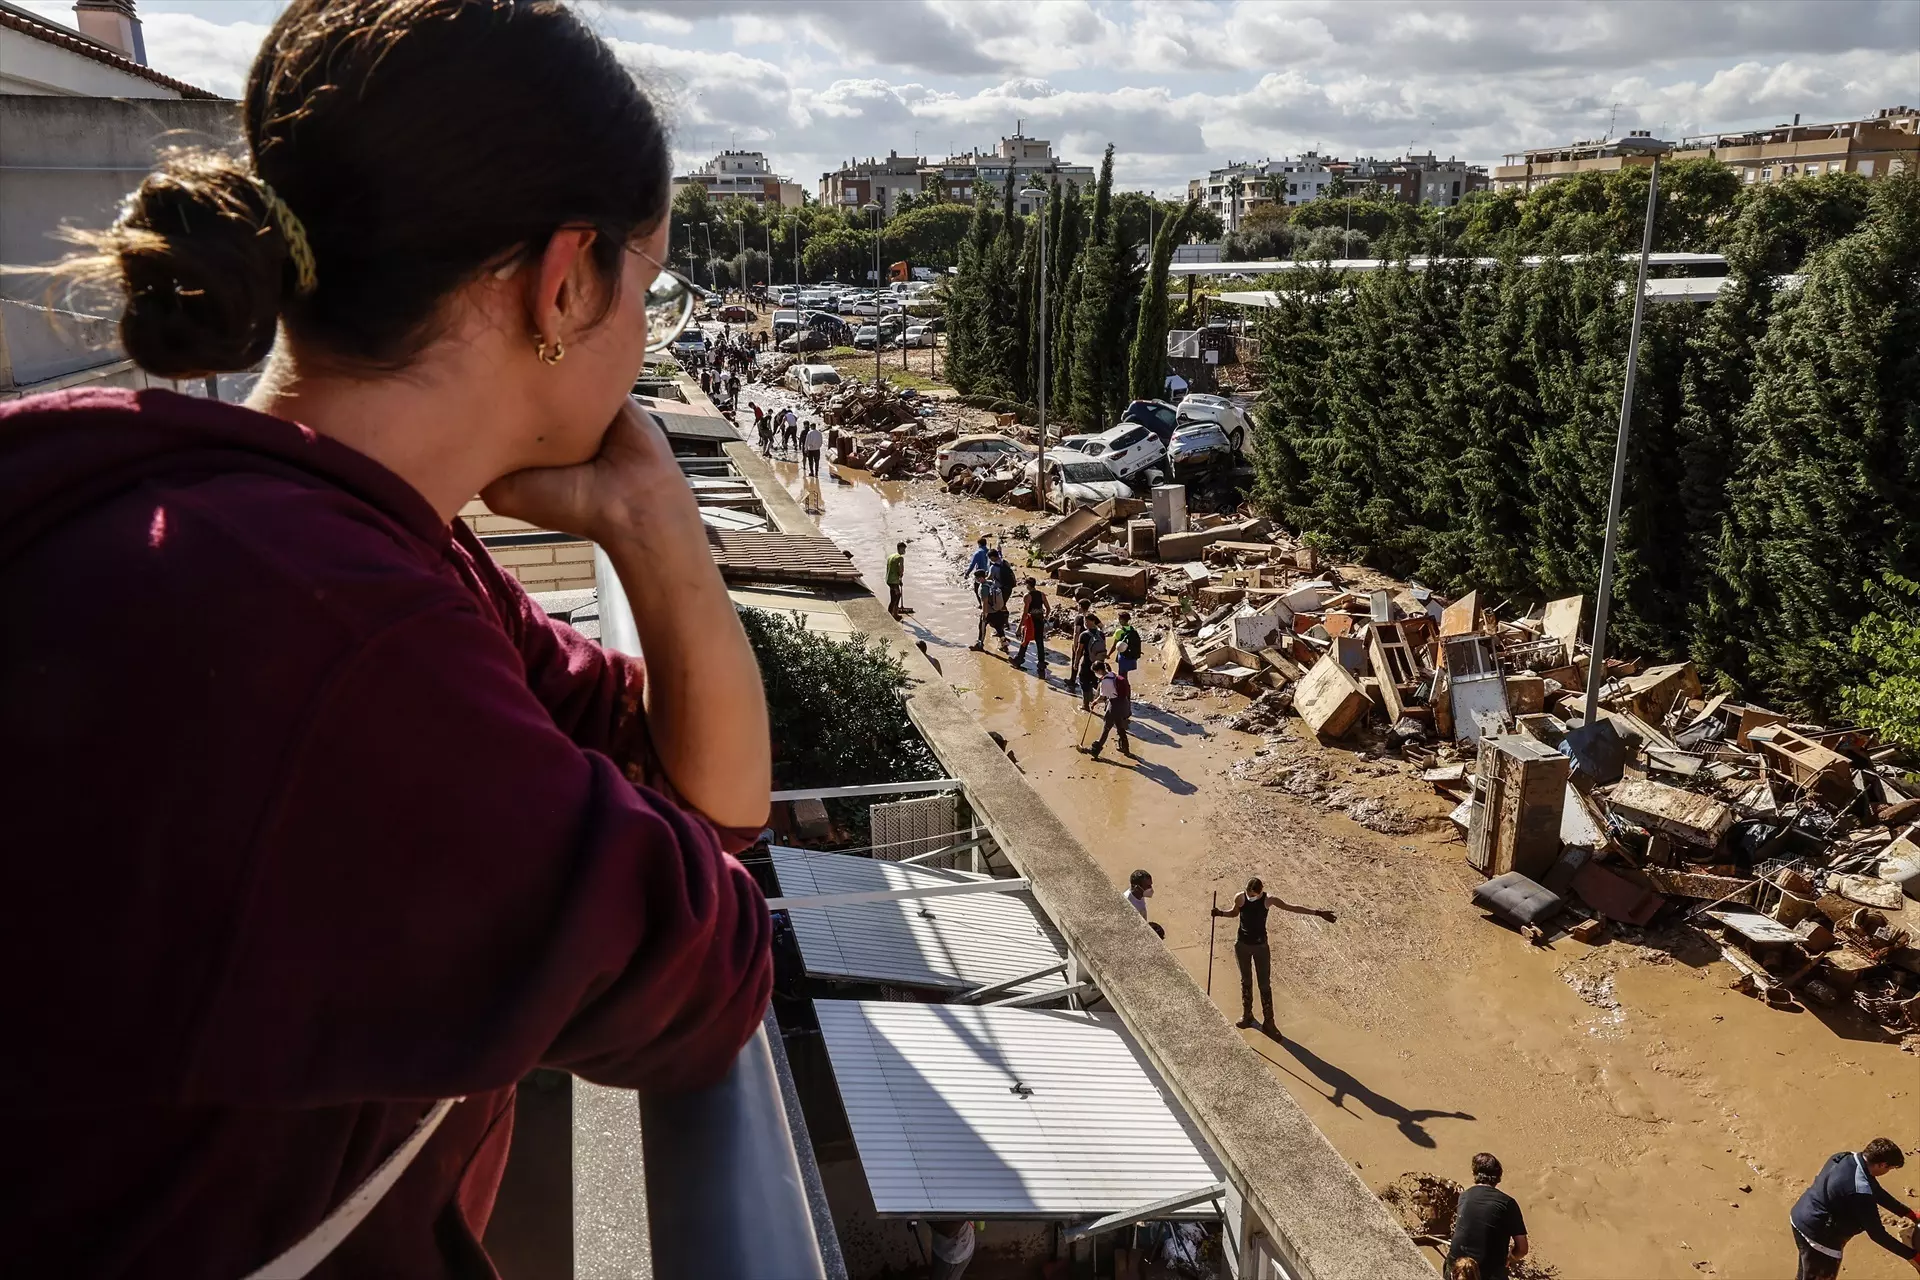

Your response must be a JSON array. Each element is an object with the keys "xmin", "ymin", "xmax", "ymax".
[{"xmin": 744, "ymin": 381, "xmax": 1920, "ymax": 1280}]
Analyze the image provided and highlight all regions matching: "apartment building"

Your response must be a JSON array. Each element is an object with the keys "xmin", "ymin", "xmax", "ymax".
[
  {"xmin": 1194, "ymin": 151, "xmax": 1485, "ymax": 225},
  {"xmin": 671, "ymin": 149, "xmax": 804, "ymax": 209},
  {"xmin": 1674, "ymin": 105, "xmax": 1917, "ymax": 186},
  {"xmin": 919, "ymin": 127, "xmax": 1095, "ymax": 214},
  {"xmin": 819, "ymin": 150, "xmax": 926, "ymax": 216},
  {"xmin": 1494, "ymin": 107, "xmax": 1919, "ymax": 193}
]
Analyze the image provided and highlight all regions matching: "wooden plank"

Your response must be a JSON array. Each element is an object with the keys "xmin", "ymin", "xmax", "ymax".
[
  {"xmin": 1439, "ymin": 589, "xmax": 1479, "ymax": 637},
  {"xmin": 1367, "ymin": 628, "xmax": 1405, "ymax": 724}
]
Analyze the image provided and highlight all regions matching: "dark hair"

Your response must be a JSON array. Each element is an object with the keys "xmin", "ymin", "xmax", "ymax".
[
  {"xmin": 1471, "ymin": 1152, "xmax": 1503, "ymax": 1185},
  {"xmin": 1130, "ymin": 869, "xmax": 1151, "ymax": 889},
  {"xmin": 62, "ymin": 0, "xmax": 670, "ymax": 377},
  {"xmin": 897, "ymin": 541, "xmax": 907, "ymax": 551},
  {"xmin": 1863, "ymin": 1138, "xmax": 1905, "ymax": 1169},
  {"xmin": 1247, "ymin": 877, "xmax": 1263, "ymax": 893}
]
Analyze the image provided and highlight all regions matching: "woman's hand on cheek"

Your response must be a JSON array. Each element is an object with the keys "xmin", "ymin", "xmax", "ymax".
[{"xmin": 481, "ymin": 399, "xmax": 702, "ymax": 547}]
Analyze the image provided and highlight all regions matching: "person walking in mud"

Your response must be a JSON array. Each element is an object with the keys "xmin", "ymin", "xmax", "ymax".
[
  {"xmin": 1085, "ymin": 660, "xmax": 1131, "ymax": 760},
  {"xmin": 1070, "ymin": 611, "xmax": 1105, "ymax": 711},
  {"xmin": 801, "ymin": 421, "xmax": 824, "ymax": 478},
  {"xmin": 1210, "ymin": 878, "xmax": 1336, "ymax": 1031},
  {"xmin": 987, "ymin": 549, "xmax": 1017, "ymax": 643},
  {"xmin": 1446, "ymin": 1153, "xmax": 1530, "ymax": 1280},
  {"xmin": 1109, "ymin": 609, "xmax": 1142, "ymax": 678},
  {"xmin": 1789, "ymin": 1138, "xmax": 1919, "ymax": 1280},
  {"xmin": 1011, "ymin": 578, "xmax": 1049, "ymax": 676},
  {"xmin": 969, "ymin": 568, "xmax": 1003, "ymax": 653}
]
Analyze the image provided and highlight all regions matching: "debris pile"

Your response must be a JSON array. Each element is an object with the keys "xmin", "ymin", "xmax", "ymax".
[
  {"xmin": 1005, "ymin": 486, "xmax": 1920, "ymax": 1038},
  {"xmin": 819, "ymin": 381, "xmax": 924, "ymax": 429}
]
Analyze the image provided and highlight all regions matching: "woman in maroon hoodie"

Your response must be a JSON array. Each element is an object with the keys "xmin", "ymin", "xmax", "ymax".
[{"xmin": 0, "ymin": 2, "xmax": 772, "ymax": 1275}]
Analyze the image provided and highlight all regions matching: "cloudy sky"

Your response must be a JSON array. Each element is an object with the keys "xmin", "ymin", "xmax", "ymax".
[{"xmin": 28, "ymin": 0, "xmax": 1920, "ymax": 192}]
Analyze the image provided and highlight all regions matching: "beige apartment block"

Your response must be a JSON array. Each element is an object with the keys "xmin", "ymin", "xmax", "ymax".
[{"xmin": 1494, "ymin": 106, "xmax": 1917, "ymax": 193}]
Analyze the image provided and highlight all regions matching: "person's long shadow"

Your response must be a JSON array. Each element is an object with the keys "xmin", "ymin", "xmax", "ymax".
[
  {"xmin": 1248, "ymin": 1027, "xmax": 1474, "ymax": 1149},
  {"xmin": 1095, "ymin": 752, "xmax": 1198, "ymax": 796},
  {"xmin": 1130, "ymin": 702, "xmax": 1207, "ymax": 738}
]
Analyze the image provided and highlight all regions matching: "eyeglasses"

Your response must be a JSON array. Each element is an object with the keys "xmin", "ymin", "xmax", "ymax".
[{"xmin": 640, "ymin": 256, "xmax": 698, "ymax": 353}]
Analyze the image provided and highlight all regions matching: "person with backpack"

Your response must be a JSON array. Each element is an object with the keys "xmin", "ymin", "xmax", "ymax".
[
  {"xmin": 970, "ymin": 569, "xmax": 1004, "ymax": 652},
  {"xmin": 1087, "ymin": 661, "xmax": 1132, "ymax": 759},
  {"xmin": 1070, "ymin": 611, "xmax": 1106, "ymax": 710},
  {"xmin": 988, "ymin": 549, "xmax": 1017, "ymax": 642},
  {"xmin": 1110, "ymin": 610, "xmax": 1143, "ymax": 676}
]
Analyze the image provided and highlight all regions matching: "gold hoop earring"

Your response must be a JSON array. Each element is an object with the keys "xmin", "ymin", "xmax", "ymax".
[{"xmin": 532, "ymin": 333, "xmax": 566, "ymax": 365}]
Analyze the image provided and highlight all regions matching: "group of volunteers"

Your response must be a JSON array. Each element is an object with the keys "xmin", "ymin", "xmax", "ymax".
[
  {"xmin": 957, "ymin": 535, "xmax": 1146, "ymax": 760},
  {"xmin": 747, "ymin": 402, "xmax": 824, "ymax": 477}
]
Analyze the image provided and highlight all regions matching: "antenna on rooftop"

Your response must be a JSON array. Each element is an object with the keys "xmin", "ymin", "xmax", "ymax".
[{"xmin": 1607, "ymin": 102, "xmax": 1623, "ymax": 138}]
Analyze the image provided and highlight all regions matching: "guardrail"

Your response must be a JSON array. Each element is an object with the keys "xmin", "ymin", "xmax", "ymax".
[{"xmin": 590, "ymin": 549, "xmax": 835, "ymax": 1280}]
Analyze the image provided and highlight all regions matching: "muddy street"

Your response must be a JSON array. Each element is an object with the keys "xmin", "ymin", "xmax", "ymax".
[{"xmin": 734, "ymin": 376, "xmax": 1920, "ymax": 1280}]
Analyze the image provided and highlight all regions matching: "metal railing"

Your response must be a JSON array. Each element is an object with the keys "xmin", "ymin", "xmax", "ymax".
[{"xmin": 591, "ymin": 548, "xmax": 834, "ymax": 1280}]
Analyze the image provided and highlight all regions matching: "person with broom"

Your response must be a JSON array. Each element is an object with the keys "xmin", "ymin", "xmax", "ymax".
[{"xmin": 1211, "ymin": 878, "xmax": 1337, "ymax": 1032}]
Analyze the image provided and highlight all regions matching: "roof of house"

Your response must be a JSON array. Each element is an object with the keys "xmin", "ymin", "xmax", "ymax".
[{"xmin": 0, "ymin": 0, "xmax": 220, "ymax": 99}]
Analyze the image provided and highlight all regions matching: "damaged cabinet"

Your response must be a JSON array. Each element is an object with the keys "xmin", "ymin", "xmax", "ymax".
[
  {"xmin": 1443, "ymin": 634, "xmax": 1509, "ymax": 743},
  {"xmin": 1467, "ymin": 734, "xmax": 1571, "ymax": 881}
]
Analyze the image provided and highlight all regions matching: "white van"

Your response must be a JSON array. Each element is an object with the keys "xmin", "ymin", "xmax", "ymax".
[{"xmin": 787, "ymin": 363, "xmax": 842, "ymax": 394}]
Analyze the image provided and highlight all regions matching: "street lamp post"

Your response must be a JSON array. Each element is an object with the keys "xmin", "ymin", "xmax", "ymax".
[
  {"xmin": 1021, "ymin": 184, "xmax": 1049, "ymax": 511},
  {"xmin": 863, "ymin": 202, "xmax": 883, "ymax": 384},
  {"xmin": 700, "ymin": 223, "xmax": 715, "ymax": 292},
  {"xmin": 1582, "ymin": 134, "xmax": 1673, "ymax": 731}
]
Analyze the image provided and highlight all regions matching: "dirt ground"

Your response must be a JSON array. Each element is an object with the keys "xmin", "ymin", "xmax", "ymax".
[{"xmin": 740, "ymin": 378, "xmax": 1920, "ymax": 1280}]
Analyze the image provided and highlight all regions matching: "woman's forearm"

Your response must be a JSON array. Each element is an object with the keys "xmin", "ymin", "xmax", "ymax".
[{"xmin": 603, "ymin": 526, "xmax": 770, "ymax": 831}]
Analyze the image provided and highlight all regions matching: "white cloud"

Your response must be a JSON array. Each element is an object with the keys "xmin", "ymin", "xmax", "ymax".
[
  {"xmin": 138, "ymin": 12, "xmax": 271, "ymax": 98},
  {"xmin": 103, "ymin": 0, "xmax": 1919, "ymax": 197}
]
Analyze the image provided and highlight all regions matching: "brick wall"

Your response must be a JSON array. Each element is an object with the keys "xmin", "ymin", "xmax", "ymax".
[{"xmin": 457, "ymin": 497, "xmax": 596, "ymax": 592}]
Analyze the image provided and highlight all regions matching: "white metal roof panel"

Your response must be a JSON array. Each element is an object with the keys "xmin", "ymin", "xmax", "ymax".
[
  {"xmin": 772, "ymin": 847, "xmax": 1062, "ymax": 994},
  {"xmin": 814, "ymin": 1001, "xmax": 1221, "ymax": 1218}
]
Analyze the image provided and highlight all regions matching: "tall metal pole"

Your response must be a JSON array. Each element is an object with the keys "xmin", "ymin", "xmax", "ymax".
[
  {"xmin": 869, "ymin": 203, "xmax": 882, "ymax": 384},
  {"xmin": 1582, "ymin": 152, "xmax": 1662, "ymax": 729},
  {"xmin": 792, "ymin": 219, "xmax": 800, "ymax": 295}
]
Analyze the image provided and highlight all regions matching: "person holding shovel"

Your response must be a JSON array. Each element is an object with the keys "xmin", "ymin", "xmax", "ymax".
[{"xmin": 1211, "ymin": 878, "xmax": 1336, "ymax": 1031}]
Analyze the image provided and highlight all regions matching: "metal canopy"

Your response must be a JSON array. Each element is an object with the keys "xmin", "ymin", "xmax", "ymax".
[
  {"xmin": 771, "ymin": 847, "xmax": 1062, "ymax": 995},
  {"xmin": 813, "ymin": 1001, "xmax": 1221, "ymax": 1219}
]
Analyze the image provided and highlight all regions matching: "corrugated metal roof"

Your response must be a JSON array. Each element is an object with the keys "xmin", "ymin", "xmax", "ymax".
[
  {"xmin": 771, "ymin": 847, "xmax": 1061, "ymax": 994},
  {"xmin": 813, "ymin": 1001, "xmax": 1221, "ymax": 1219}
]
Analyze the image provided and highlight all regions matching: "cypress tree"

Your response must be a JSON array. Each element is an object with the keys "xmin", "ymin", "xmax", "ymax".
[
  {"xmin": 1719, "ymin": 170, "xmax": 1920, "ymax": 713},
  {"xmin": 1129, "ymin": 198, "xmax": 1197, "ymax": 401}
]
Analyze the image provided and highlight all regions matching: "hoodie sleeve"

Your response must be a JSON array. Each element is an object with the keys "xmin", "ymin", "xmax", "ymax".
[
  {"xmin": 181, "ymin": 599, "xmax": 772, "ymax": 1106},
  {"xmin": 460, "ymin": 527, "xmax": 761, "ymax": 853}
]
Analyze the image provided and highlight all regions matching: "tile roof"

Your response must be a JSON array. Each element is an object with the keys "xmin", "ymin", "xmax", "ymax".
[{"xmin": 0, "ymin": 1, "xmax": 220, "ymax": 99}]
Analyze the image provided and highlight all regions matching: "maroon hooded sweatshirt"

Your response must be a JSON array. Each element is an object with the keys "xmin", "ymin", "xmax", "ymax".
[{"xmin": 0, "ymin": 387, "xmax": 772, "ymax": 1278}]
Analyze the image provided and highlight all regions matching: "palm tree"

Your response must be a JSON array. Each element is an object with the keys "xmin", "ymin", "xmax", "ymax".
[{"xmin": 1226, "ymin": 175, "xmax": 1245, "ymax": 232}]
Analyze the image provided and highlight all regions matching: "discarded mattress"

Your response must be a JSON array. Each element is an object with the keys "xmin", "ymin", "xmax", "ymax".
[{"xmin": 1470, "ymin": 871, "xmax": 1563, "ymax": 928}]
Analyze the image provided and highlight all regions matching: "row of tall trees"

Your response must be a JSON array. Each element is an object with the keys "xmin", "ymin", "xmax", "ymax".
[
  {"xmin": 944, "ymin": 147, "xmax": 1206, "ymax": 433},
  {"xmin": 1247, "ymin": 170, "xmax": 1918, "ymax": 720}
]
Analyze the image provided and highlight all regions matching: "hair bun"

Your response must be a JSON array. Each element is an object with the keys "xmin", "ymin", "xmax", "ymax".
[{"xmin": 86, "ymin": 148, "xmax": 292, "ymax": 378}]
